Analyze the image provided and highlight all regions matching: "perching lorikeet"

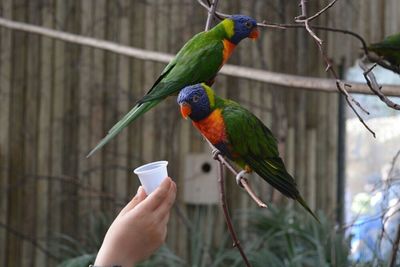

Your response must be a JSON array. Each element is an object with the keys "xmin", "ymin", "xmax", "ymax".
[
  {"xmin": 177, "ymin": 83, "xmax": 319, "ymax": 222},
  {"xmin": 87, "ymin": 15, "xmax": 259, "ymax": 157},
  {"xmin": 368, "ymin": 33, "xmax": 400, "ymax": 67}
]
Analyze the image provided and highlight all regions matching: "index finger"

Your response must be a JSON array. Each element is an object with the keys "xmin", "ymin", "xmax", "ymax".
[{"xmin": 138, "ymin": 177, "xmax": 172, "ymax": 211}]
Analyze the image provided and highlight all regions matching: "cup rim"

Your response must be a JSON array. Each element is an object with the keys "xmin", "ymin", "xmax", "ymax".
[{"xmin": 133, "ymin": 160, "xmax": 168, "ymax": 174}]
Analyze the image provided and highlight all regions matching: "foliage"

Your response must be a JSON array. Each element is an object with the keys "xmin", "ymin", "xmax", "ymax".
[
  {"xmin": 50, "ymin": 205, "xmax": 396, "ymax": 267},
  {"xmin": 243, "ymin": 205, "xmax": 351, "ymax": 267}
]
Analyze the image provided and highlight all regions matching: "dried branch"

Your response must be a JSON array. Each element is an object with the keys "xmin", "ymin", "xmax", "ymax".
[
  {"xmin": 336, "ymin": 80, "xmax": 376, "ymax": 137},
  {"xmin": 202, "ymin": 135, "xmax": 268, "ymax": 208},
  {"xmin": 367, "ymin": 53, "xmax": 400, "ymax": 75},
  {"xmin": 196, "ymin": 0, "xmax": 378, "ymax": 135},
  {"xmin": 216, "ymin": 155, "xmax": 252, "ymax": 267},
  {"xmin": 196, "ymin": 0, "xmax": 228, "ymax": 20},
  {"xmin": 204, "ymin": 0, "xmax": 219, "ymax": 31},
  {"xmin": 294, "ymin": 0, "xmax": 375, "ymax": 137},
  {"xmin": 296, "ymin": 0, "xmax": 338, "ymax": 23},
  {"xmin": 212, "ymin": 150, "xmax": 268, "ymax": 208},
  {"xmin": 359, "ymin": 58, "xmax": 400, "ymax": 110},
  {"xmin": 295, "ymin": 0, "xmax": 327, "ymax": 45}
]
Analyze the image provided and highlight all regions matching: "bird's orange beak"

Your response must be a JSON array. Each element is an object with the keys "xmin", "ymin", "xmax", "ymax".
[
  {"xmin": 249, "ymin": 27, "xmax": 259, "ymax": 40},
  {"xmin": 180, "ymin": 103, "xmax": 191, "ymax": 119}
]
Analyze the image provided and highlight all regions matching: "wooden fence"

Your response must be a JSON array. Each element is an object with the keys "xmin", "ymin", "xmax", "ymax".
[{"xmin": 0, "ymin": 0, "xmax": 399, "ymax": 266}]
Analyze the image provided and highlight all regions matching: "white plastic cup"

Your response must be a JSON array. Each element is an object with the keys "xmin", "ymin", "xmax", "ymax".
[{"xmin": 133, "ymin": 161, "xmax": 168, "ymax": 194}]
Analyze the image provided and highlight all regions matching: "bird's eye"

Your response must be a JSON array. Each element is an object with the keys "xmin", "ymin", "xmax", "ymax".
[
  {"xmin": 192, "ymin": 95, "xmax": 200, "ymax": 103},
  {"xmin": 245, "ymin": 21, "xmax": 252, "ymax": 29}
]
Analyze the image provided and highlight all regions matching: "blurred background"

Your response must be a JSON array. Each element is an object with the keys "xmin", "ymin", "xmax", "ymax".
[{"xmin": 0, "ymin": 0, "xmax": 399, "ymax": 266}]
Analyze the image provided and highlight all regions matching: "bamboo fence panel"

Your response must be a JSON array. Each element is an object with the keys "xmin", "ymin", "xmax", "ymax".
[{"xmin": 0, "ymin": 0, "xmax": 399, "ymax": 265}]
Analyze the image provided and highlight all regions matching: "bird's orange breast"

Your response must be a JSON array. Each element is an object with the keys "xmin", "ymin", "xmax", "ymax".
[
  {"xmin": 192, "ymin": 109, "xmax": 227, "ymax": 145},
  {"xmin": 222, "ymin": 39, "xmax": 236, "ymax": 65}
]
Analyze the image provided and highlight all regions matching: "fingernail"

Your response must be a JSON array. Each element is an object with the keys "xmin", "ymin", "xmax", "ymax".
[{"xmin": 137, "ymin": 186, "xmax": 142, "ymax": 193}]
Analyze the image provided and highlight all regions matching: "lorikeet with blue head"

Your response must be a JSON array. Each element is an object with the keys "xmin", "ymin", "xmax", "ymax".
[
  {"xmin": 87, "ymin": 15, "xmax": 259, "ymax": 157},
  {"xmin": 177, "ymin": 83, "xmax": 319, "ymax": 222},
  {"xmin": 368, "ymin": 33, "xmax": 400, "ymax": 67}
]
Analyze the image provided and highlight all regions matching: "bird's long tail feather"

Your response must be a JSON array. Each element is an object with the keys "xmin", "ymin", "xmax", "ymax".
[
  {"xmin": 246, "ymin": 156, "xmax": 320, "ymax": 222},
  {"xmin": 87, "ymin": 100, "xmax": 160, "ymax": 157},
  {"xmin": 296, "ymin": 196, "xmax": 320, "ymax": 223}
]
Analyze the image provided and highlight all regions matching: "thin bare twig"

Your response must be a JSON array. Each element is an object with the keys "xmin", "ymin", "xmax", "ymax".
[
  {"xmin": 202, "ymin": 136, "xmax": 268, "ymax": 208},
  {"xmin": 197, "ymin": 0, "xmax": 377, "ymax": 136},
  {"xmin": 204, "ymin": 0, "xmax": 219, "ymax": 31},
  {"xmin": 336, "ymin": 80, "xmax": 376, "ymax": 137},
  {"xmin": 295, "ymin": 0, "xmax": 329, "ymax": 45},
  {"xmin": 294, "ymin": 0, "xmax": 376, "ymax": 137},
  {"xmin": 216, "ymin": 157, "xmax": 252, "ymax": 267},
  {"xmin": 359, "ymin": 58, "xmax": 400, "ymax": 110},
  {"xmin": 196, "ymin": 0, "xmax": 228, "ymax": 20},
  {"xmin": 367, "ymin": 53, "xmax": 400, "ymax": 75},
  {"xmin": 297, "ymin": 0, "xmax": 338, "ymax": 22},
  {"xmin": 213, "ymin": 151, "xmax": 268, "ymax": 208}
]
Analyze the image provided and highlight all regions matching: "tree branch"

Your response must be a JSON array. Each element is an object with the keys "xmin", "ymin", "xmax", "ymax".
[
  {"xmin": 294, "ymin": 0, "xmax": 375, "ymax": 137},
  {"xmin": 216, "ymin": 155, "xmax": 252, "ymax": 267},
  {"xmin": 204, "ymin": 0, "xmax": 219, "ymax": 31},
  {"xmin": 212, "ymin": 150, "xmax": 268, "ymax": 208},
  {"xmin": 359, "ymin": 58, "xmax": 400, "ymax": 110}
]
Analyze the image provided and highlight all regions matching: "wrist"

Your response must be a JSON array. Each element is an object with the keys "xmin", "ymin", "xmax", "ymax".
[{"xmin": 94, "ymin": 244, "xmax": 134, "ymax": 267}]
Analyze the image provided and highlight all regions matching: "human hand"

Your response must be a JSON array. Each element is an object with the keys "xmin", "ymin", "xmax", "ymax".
[{"xmin": 94, "ymin": 177, "xmax": 177, "ymax": 267}]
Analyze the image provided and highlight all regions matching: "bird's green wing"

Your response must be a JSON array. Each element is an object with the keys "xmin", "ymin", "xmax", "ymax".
[
  {"xmin": 222, "ymin": 100, "xmax": 278, "ymax": 158},
  {"xmin": 369, "ymin": 33, "xmax": 400, "ymax": 49},
  {"xmin": 87, "ymin": 32, "xmax": 224, "ymax": 157},
  {"xmin": 368, "ymin": 33, "xmax": 400, "ymax": 66},
  {"xmin": 222, "ymin": 101, "xmax": 298, "ymax": 198},
  {"xmin": 138, "ymin": 32, "xmax": 224, "ymax": 103},
  {"xmin": 222, "ymin": 101, "xmax": 318, "ymax": 221}
]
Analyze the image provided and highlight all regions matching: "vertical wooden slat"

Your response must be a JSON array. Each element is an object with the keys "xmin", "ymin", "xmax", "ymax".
[
  {"xmin": 142, "ymin": 0, "xmax": 156, "ymax": 162},
  {"xmin": 89, "ymin": 0, "xmax": 106, "ymax": 212},
  {"xmin": 306, "ymin": 129, "xmax": 317, "ymax": 210},
  {"xmin": 0, "ymin": 0, "xmax": 12, "ymax": 265},
  {"xmin": 61, "ymin": 0, "xmax": 80, "ymax": 238},
  {"xmin": 316, "ymin": 93, "xmax": 328, "ymax": 211},
  {"xmin": 127, "ymin": 0, "xmax": 144, "ymax": 198},
  {"xmin": 327, "ymin": 93, "xmax": 338, "ymax": 216},
  {"xmin": 36, "ymin": 1, "xmax": 53, "ymax": 266},
  {"xmin": 103, "ymin": 0, "xmax": 119, "ymax": 213},
  {"xmin": 77, "ymin": 0, "xmax": 93, "ymax": 232},
  {"xmin": 115, "ymin": 0, "xmax": 130, "ymax": 206},
  {"xmin": 173, "ymin": 0, "xmax": 190, "ymax": 257},
  {"xmin": 6, "ymin": 1, "xmax": 27, "ymax": 265},
  {"xmin": 48, "ymin": 2, "xmax": 65, "ymax": 265},
  {"xmin": 21, "ymin": 1, "xmax": 41, "ymax": 265}
]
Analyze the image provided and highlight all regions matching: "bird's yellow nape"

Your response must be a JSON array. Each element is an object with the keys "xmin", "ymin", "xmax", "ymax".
[
  {"xmin": 201, "ymin": 83, "xmax": 215, "ymax": 108},
  {"xmin": 222, "ymin": 19, "xmax": 235, "ymax": 38}
]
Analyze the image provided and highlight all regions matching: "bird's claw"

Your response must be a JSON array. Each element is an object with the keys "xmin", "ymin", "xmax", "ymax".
[
  {"xmin": 212, "ymin": 148, "xmax": 221, "ymax": 160},
  {"xmin": 236, "ymin": 170, "xmax": 248, "ymax": 188}
]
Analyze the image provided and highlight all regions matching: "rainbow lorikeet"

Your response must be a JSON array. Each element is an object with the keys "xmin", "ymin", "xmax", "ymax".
[
  {"xmin": 368, "ymin": 33, "xmax": 400, "ymax": 67},
  {"xmin": 177, "ymin": 83, "xmax": 319, "ymax": 222},
  {"xmin": 87, "ymin": 15, "xmax": 259, "ymax": 157}
]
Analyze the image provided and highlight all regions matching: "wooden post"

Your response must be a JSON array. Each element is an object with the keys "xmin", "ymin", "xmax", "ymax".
[
  {"xmin": 36, "ymin": 1, "xmax": 54, "ymax": 266},
  {"xmin": 0, "ymin": 0, "xmax": 12, "ymax": 265},
  {"xmin": 6, "ymin": 0, "xmax": 27, "ymax": 265}
]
